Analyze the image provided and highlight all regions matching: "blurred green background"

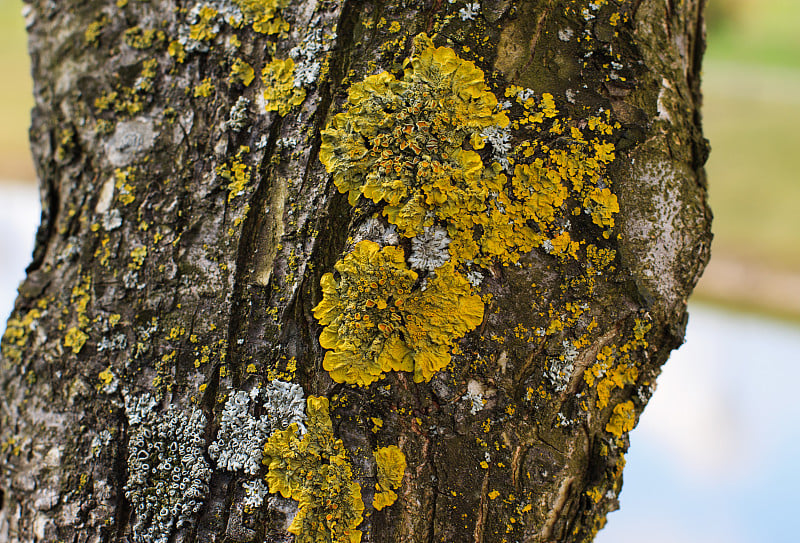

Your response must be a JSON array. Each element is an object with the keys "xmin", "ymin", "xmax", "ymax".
[{"xmin": 2, "ymin": 0, "xmax": 798, "ymax": 317}]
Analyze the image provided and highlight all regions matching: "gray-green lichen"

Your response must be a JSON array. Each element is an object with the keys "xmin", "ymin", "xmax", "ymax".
[{"xmin": 125, "ymin": 397, "xmax": 210, "ymax": 543}]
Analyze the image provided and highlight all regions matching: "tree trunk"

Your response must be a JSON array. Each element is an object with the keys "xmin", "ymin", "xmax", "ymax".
[{"xmin": 0, "ymin": 1, "xmax": 710, "ymax": 542}]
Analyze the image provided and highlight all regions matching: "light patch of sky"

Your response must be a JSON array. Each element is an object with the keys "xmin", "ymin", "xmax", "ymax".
[
  {"xmin": 2, "ymin": 184, "xmax": 800, "ymax": 542},
  {"xmin": 0, "ymin": 182, "xmax": 40, "ymax": 321},
  {"xmin": 598, "ymin": 303, "xmax": 800, "ymax": 543}
]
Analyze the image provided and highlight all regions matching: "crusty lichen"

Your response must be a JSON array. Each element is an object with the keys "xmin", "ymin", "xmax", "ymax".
[
  {"xmin": 262, "ymin": 396, "xmax": 364, "ymax": 543},
  {"xmin": 605, "ymin": 400, "xmax": 635, "ymax": 437},
  {"xmin": 373, "ymin": 445, "xmax": 406, "ymax": 511},
  {"xmin": 262, "ymin": 58, "xmax": 307, "ymax": 116},
  {"xmin": 320, "ymin": 33, "xmax": 511, "ymax": 265},
  {"xmin": 312, "ymin": 241, "xmax": 483, "ymax": 385},
  {"xmin": 125, "ymin": 398, "xmax": 211, "ymax": 543}
]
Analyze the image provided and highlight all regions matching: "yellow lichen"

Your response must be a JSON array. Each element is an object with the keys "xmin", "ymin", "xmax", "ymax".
[
  {"xmin": 193, "ymin": 78, "xmax": 214, "ymax": 98},
  {"xmin": 233, "ymin": 0, "xmax": 290, "ymax": 34},
  {"xmin": 373, "ymin": 445, "xmax": 406, "ymax": 510},
  {"xmin": 189, "ymin": 6, "xmax": 220, "ymax": 41},
  {"xmin": 605, "ymin": 400, "xmax": 635, "ymax": 437},
  {"xmin": 1, "ymin": 307, "xmax": 42, "ymax": 364},
  {"xmin": 216, "ymin": 145, "xmax": 251, "ymax": 201},
  {"xmin": 312, "ymin": 241, "xmax": 483, "ymax": 385},
  {"xmin": 262, "ymin": 396, "xmax": 364, "ymax": 543},
  {"xmin": 320, "ymin": 34, "xmax": 512, "ymax": 264},
  {"xmin": 85, "ymin": 17, "xmax": 107, "ymax": 46},
  {"xmin": 262, "ymin": 58, "xmax": 307, "ymax": 116},
  {"xmin": 168, "ymin": 40, "xmax": 186, "ymax": 63},
  {"xmin": 64, "ymin": 327, "xmax": 89, "ymax": 354},
  {"xmin": 123, "ymin": 26, "xmax": 164, "ymax": 49},
  {"xmin": 229, "ymin": 57, "xmax": 255, "ymax": 87}
]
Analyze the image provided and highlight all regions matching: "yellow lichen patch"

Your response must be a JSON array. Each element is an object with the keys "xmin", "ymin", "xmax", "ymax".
[
  {"xmin": 373, "ymin": 445, "xmax": 406, "ymax": 510},
  {"xmin": 114, "ymin": 167, "xmax": 136, "ymax": 205},
  {"xmin": 605, "ymin": 400, "xmax": 635, "ymax": 437},
  {"xmin": 312, "ymin": 241, "xmax": 483, "ymax": 385},
  {"xmin": 262, "ymin": 396, "xmax": 364, "ymax": 543},
  {"xmin": 168, "ymin": 40, "xmax": 186, "ymax": 63},
  {"xmin": 193, "ymin": 78, "xmax": 214, "ymax": 98},
  {"xmin": 216, "ymin": 145, "xmax": 251, "ymax": 201},
  {"xmin": 123, "ymin": 26, "xmax": 164, "ymax": 49},
  {"xmin": 234, "ymin": 0, "xmax": 290, "ymax": 34},
  {"xmin": 262, "ymin": 58, "xmax": 306, "ymax": 116},
  {"xmin": 1, "ymin": 307, "xmax": 42, "ymax": 364},
  {"xmin": 229, "ymin": 58, "xmax": 255, "ymax": 86},
  {"xmin": 64, "ymin": 327, "xmax": 89, "ymax": 354},
  {"xmin": 85, "ymin": 16, "xmax": 108, "ymax": 46},
  {"xmin": 320, "ymin": 34, "xmax": 511, "ymax": 264},
  {"xmin": 189, "ymin": 6, "xmax": 220, "ymax": 41}
]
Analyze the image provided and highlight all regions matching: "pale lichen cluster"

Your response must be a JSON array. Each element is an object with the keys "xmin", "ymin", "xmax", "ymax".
[{"xmin": 124, "ymin": 396, "xmax": 211, "ymax": 543}]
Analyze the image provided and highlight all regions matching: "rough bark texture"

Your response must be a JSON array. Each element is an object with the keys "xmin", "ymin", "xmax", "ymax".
[{"xmin": 1, "ymin": 1, "xmax": 710, "ymax": 542}]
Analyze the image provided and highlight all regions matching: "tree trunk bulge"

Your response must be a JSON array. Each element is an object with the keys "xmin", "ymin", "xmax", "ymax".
[{"xmin": 0, "ymin": 0, "xmax": 710, "ymax": 542}]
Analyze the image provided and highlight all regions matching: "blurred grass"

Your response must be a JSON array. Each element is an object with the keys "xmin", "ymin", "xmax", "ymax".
[{"xmin": 0, "ymin": 0, "xmax": 34, "ymax": 182}]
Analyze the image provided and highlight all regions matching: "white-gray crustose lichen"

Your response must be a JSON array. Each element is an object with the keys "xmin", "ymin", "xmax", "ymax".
[
  {"xmin": 208, "ymin": 390, "xmax": 270, "ymax": 475},
  {"xmin": 409, "ymin": 226, "xmax": 451, "ymax": 272},
  {"xmin": 544, "ymin": 340, "xmax": 580, "ymax": 393},
  {"xmin": 125, "ymin": 398, "xmax": 211, "ymax": 543},
  {"xmin": 242, "ymin": 479, "xmax": 269, "ymax": 509},
  {"xmin": 209, "ymin": 380, "xmax": 307, "ymax": 475},
  {"xmin": 481, "ymin": 125, "xmax": 512, "ymax": 170},
  {"xmin": 224, "ymin": 96, "xmax": 250, "ymax": 132},
  {"xmin": 260, "ymin": 379, "xmax": 307, "ymax": 432}
]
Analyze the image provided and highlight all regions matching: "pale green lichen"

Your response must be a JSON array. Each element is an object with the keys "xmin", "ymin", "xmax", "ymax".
[
  {"xmin": 262, "ymin": 396, "xmax": 364, "ymax": 543},
  {"xmin": 312, "ymin": 241, "xmax": 484, "ymax": 385}
]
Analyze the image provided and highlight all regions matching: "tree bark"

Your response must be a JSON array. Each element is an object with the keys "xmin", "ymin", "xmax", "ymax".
[{"xmin": 1, "ymin": 1, "xmax": 710, "ymax": 542}]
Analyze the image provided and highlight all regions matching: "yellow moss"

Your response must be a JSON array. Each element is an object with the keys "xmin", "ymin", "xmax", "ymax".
[
  {"xmin": 373, "ymin": 445, "xmax": 406, "ymax": 510},
  {"xmin": 262, "ymin": 58, "xmax": 306, "ymax": 116},
  {"xmin": 605, "ymin": 400, "xmax": 636, "ymax": 437},
  {"xmin": 262, "ymin": 396, "xmax": 364, "ymax": 543},
  {"xmin": 229, "ymin": 57, "xmax": 255, "ymax": 86},
  {"xmin": 312, "ymin": 241, "xmax": 483, "ymax": 385}
]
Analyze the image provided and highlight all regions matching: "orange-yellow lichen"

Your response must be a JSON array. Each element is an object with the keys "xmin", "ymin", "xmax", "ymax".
[
  {"xmin": 262, "ymin": 396, "xmax": 364, "ymax": 543},
  {"xmin": 312, "ymin": 241, "xmax": 483, "ymax": 385},
  {"xmin": 262, "ymin": 58, "xmax": 307, "ymax": 116},
  {"xmin": 605, "ymin": 400, "xmax": 636, "ymax": 437},
  {"xmin": 322, "ymin": 34, "xmax": 621, "ymax": 267},
  {"xmin": 373, "ymin": 445, "xmax": 406, "ymax": 510},
  {"xmin": 320, "ymin": 34, "xmax": 512, "ymax": 264},
  {"xmin": 216, "ymin": 145, "xmax": 251, "ymax": 201}
]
